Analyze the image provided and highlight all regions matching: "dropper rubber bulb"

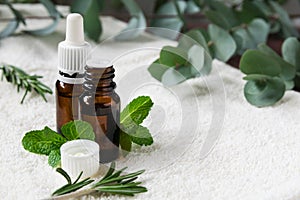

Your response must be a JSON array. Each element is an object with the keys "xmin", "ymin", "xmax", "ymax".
[{"xmin": 65, "ymin": 13, "xmax": 85, "ymax": 46}]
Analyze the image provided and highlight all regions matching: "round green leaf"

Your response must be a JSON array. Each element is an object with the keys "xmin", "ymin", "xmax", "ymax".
[
  {"xmin": 282, "ymin": 37, "xmax": 300, "ymax": 71},
  {"xmin": 240, "ymin": 50, "xmax": 281, "ymax": 76},
  {"xmin": 247, "ymin": 19, "xmax": 270, "ymax": 46},
  {"xmin": 284, "ymin": 80, "xmax": 294, "ymax": 90},
  {"xmin": 178, "ymin": 30, "xmax": 209, "ymax": 52},
  {"xmin": 208, "ymin": 24, "xmax": 236, "ymax": 62},
  {"xmin": 185, "ymin": 0, "xmax": 200, "ymax": 14},
  {"xmin": 161, "ymin": 67, "xmax": 187, "ymax": 86},
  {"xmin": 258, "ymin": 43, "xmax": 295, "ymax": 81},
  {"xmin": 205, "ymin": 1, "xmax": 239, "ymax": 30},
  {"xmin": 160, "ymin": 46, "xmax": 188, "ymax": 67},
  {"xmin": 150, "ymin": 1, "xmax": 186, "ymax": 39},
  {"xmin": 233, "ymin": 19, "xmax": 269, "ymax": 54},
  {"xmin": 115, "ymin": 0, "xmax": 146, "ymax": 40},
  {"xmin": 244, "ymin": 76, "xmax": 285, "ymax": 107},
  {"xmin": 148, "ymin": 61, "xmax": 170, "ymax": 82},
  {"xmin": 239, "ymin": 1, "xmax": 266, "ymax": 23},
  {"xmin": 188, "ymin": 45, "xmax": 212, "ymax": 76},
  {"xmin": 71, "ymin": 0, "xmax": 102, "ymax": 42},
  {"xmin": 269, "ymin": 1, "xmax": 299, "ymax": 38}
]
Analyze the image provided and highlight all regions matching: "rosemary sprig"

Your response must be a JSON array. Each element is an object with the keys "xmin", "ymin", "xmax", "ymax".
[
  {"xmin": 52, "ymin": 162, "xmax": 147, "ymax": 199},
  {"xmin": 52, "ymin": 168, "xmax": 94, "ymax": 196},
  {"xmin": 92, "ymin": 162, "xmax": 147, "ymax": 196},
  {"xmin": 0, "ymin": 64, "xmax": 52, "ymax": 103}
]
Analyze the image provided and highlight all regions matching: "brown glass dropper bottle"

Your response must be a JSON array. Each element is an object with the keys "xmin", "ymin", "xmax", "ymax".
[
  {"xmin": 79, "ymin": 60, "xmax": 120, "ymax": 163},
  {"xmin": 56, "ymin": 13, "xmax": 90, "ymax": 132}
]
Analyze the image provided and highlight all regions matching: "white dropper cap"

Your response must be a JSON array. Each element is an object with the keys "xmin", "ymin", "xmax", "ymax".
[{"xmin": 58, "ymin": 13, "xmax": 90, "ymax": 76}]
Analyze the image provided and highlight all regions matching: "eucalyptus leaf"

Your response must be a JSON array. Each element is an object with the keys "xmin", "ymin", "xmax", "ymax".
[
  {"xmin": 24, "ymin": 0, "xmax": 61, "ymax": 36},
  {"xmin": 161, "ymin": 67, "xmax": 187, "ymax": 86},
  {"xmin": 186, "ymin": 0, "xmax": 200, "ymax": 14},
  {"xmin": 240, "ymin": 50, "xmax": 281, "ymax": 76},
  {"xmin": 282, "ymin": 37, "xmax": 300, "ymax": 71},
  {"xmin": 233, "ymin": 19, "xmax": 269, "ymax": 54},
  {"xmin": 294, "ymin": 74, "xmax": 300, "ymax": 89},
  {"xmin": 244, "ymin": 76, "xmax": 285, "ymax": 107},
  {"xmin": 205, "ymin": 1, "xmax": 239, "ymax": 30},
  {"xmin": 243, "ymin": 74, "xmax": 270, "ymax": 81},
  {"xmin": 0, "ymin": 20, "xmax": 19, "ymax": 39},
  {"xmin": 239, "ymin": 0, "xmax": 267, "ymax": 23},
  {"xmin": 269, "ymin": 1, "xmax": 299, "ymax": 38},
  {"xmin": 148, "ymin": 61, "xmax": 170, "ymax": 82},
  {"xmin": 160, "ymin": 46, "xmax": 188, "ymax": 67},
  {"xmin": 205, "ymin": 10, "xmax": 232, "ymax": 30},
  {"xmin": 208, "ymin": 24, "xmax": 236, "ymax": 62},
  {"xmin": 115, "ymin": 0, "xmax": 146, "ymax": 40},
  {"xmin": 284, "ymin": 80, "xmax": 294, "ymax": 90},
  {"xmin": 178, "ymin": 30, "xmax": 209, "ymax": 52},
  {"xmin": 188, "ymin": 45, "xmax": 204, "ymax": 72},
  {"xmin": 258, "ymin": 43, "xmax": 295, "ymax": 81},
  {"xmin": 71, "ymin": 0, "xmax": 102, "ymax": 42},
  {"xmin": 188, "ymin": 45, "xmax": 212, "ymax": 76},
  {"xmin": 150, "ymin": 1, "xmax": 187, "ymax": 39}
]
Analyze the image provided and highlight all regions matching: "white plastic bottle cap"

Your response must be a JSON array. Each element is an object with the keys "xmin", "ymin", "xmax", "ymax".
[
  {"xmin": 58, "ymin": 13, "xmax": 90, "ymax": 75},
  {"xmin": 60, "ymin": 139, "xmax": 100, "ymax": 179},
  {"xmin": 86, "ymin": 59, "xmax": 112, "ymax": 69}
]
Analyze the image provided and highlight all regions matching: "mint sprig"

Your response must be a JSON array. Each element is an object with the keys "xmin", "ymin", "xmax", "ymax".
[
  {"xmin": 22, "ymin": 120, "xmax": 95, "ymax": 167},
  {"xmin": 22, "ymin": 96, "xmax": 155, "ymax": 165},
  {"xmin": 120, "ymin": 96, "xmax": 154, "ymax": 152}
]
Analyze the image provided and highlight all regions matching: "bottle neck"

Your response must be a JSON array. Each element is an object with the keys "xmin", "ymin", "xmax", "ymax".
[
  {"xmin": 83, "ymin": 66, "xmax": 116, "ymax": 95},
  {"xmin": 57, "ymin": 70, "xmax": 85, "ymax": 84}
]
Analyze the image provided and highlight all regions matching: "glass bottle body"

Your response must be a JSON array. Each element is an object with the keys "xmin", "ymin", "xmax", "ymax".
[
  {"xmin": 56, "ymin": 80, "xmax": 83, "ymax": 133},
  {"xmin": 79, "ymin": 66, "xmax": 120, "ymax": 163}
]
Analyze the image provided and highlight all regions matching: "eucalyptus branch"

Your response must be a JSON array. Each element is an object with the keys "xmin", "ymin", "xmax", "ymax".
[
  {"xmin": 0, "ymin": 64, "xmax": 53, "ymax": 103},
  {"xmin": 173, "ymin": 0, "xmax": 187, "ymax": 31}
]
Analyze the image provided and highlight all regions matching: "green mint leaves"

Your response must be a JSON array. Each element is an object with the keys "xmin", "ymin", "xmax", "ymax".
[
  {"xmin": 22, "ymin": 120, "xmax": 95, "ymax": 168},
  {"xmin": 120, "ymin": 96, "xmax": 154, "ymax": 152},
  {"xmin": 121, "ymin": 96, "xmax": 153, "ymax": 126},
  {"xmin": 61, "ymin": 120, "xmax": 95, "ymax": 141},
  {"xmin": 22, "ymin": 96, "xmax": 155, "ymax": 166},
  {"xmin": 22, "ymin": 127, "xmax": 67, "ymax": 155}
]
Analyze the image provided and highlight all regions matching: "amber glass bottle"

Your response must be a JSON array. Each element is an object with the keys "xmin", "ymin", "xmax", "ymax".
[
  {"xmin": 56, "ymin": 75, "xmax": 83, "ymax": 132},
  {"xmin": 56, "ymin": 13, "xmax": 90, "ymax": 132},
  {"xmin": 79, "ymin": 61, "xmax": 120, "ymax": 163}
]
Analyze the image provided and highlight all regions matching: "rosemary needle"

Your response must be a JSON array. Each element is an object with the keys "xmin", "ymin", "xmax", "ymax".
[{"xmin": 0, "ymin": 64, "xmax": 52, "ymax": 103}]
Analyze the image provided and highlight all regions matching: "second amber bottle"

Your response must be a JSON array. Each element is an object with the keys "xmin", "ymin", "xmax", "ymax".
[{"xmin": 79, "ymin": 60, "xmax": 120, "ymax": 163}]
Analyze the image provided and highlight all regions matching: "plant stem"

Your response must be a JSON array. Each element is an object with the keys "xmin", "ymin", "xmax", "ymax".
[{"xmin": 50, "ymin": 188, "xmax": 95, "ymax": 200}]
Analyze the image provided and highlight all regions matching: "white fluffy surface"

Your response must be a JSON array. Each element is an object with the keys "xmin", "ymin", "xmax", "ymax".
[{"xmin": 1, "ymin": 5, "xmax": 300, "ymax": 200}]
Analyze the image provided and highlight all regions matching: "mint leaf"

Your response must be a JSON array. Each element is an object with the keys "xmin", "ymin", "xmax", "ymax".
[
  {"xmin": 61, "ymin": 120, "xmax": 95, "ymax": 141},
  {"xmin": 48, "ymin": 149, "xmax": 61, "ymax": 168},
  {"xmin": 129, "ymin": 125, "xmax": 153, "ymax": 146},
  {"xmin": 120, "ymin": 96, "xmax": 153, "ymax": 126},
  {"xmin": 22, "ymin": 127, "xmax": 66, "ymax": 155},
  {"xmin": 120, "ymin": 131, "xmax": 132, "ymax": 152}
]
